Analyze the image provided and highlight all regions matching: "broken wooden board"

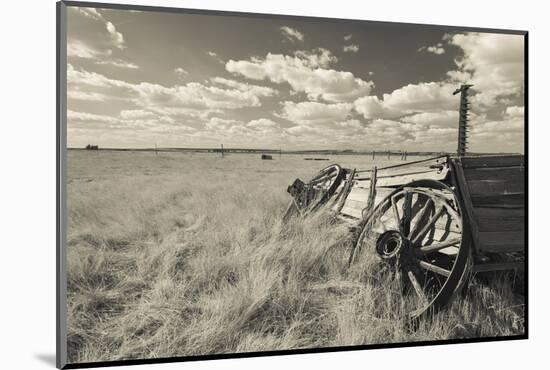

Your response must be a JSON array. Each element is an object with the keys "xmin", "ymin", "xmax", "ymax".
[{"xmin": 339, "ymin": 186, "xmax": 394, "ymax": 220}]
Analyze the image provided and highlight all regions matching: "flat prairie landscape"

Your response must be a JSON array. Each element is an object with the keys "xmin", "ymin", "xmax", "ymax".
[{"xmin": 66, "ymin": 150, "xmax": 525, "ymax": 363}]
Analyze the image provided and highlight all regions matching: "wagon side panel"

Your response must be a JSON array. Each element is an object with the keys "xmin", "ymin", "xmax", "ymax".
[
  {"xmin": 459, "ymin": 155, "xmax": 525, "ymax": 253},
  {"xmin": 337, "ymin": 156, "xmax": 449, "ymax": 223}
]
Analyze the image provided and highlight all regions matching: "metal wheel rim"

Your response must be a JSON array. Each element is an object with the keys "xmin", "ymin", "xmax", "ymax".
[{"xmin": 351, "ymin": 180, "xmax": 472, "ymax": 320}]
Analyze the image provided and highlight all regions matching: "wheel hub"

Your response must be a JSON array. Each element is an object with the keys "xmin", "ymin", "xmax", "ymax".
[
  {"xmin": 375, "ymin": 230, "xmax": 417, "ymax": 267},
  {"xmin": 376, "ymin": 230, "xmax": 405, "ymax": 259}
]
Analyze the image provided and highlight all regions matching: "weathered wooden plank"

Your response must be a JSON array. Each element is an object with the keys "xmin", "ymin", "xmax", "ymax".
[
  {"xmin": 355, "ymin": 168, "xmax": 449, "ymax": 188},
  {"xmin": 474, "ymin": 207, "xmax": 524, "ymax": 232},
  {"xmin": 472, "ymin": 261, "xmax": 524, "ymax": 273},
  {"xmin": 340, "ymin": 205, "xmax": 363, "ymax": 219},
  {"xmin": 355, "ymin": 155, "xmax": 447, "ymax": 175},
  {"xmin": 433, "ymin": 212, "xmax": 462, "ymax": 233},
  {"xmin": 377, "ymin": 156, "xmax": 448, "ymax": 177},
  {"xmin": 333, "ymin": 168, "xmax": 356, "ymax": 213},
  {"xmin": 470, "ymin": 192, "xmax": 524, "ymax": 207},
  {"xmin": 452, "ymin": 159, "xmax": 481, "ymax": 252},
  {"xmin": 478, "ymin": 230, "xmax": 525, "ymax": 253},
  {"xmin": 461, "ymin": 155, "xmax": 524, "ymax": 169},
  {"xmin": 467, "ymin": 178, "xmax": 524, "ymax": 198},
  {"xmin": 373, "ymin": 187, "xmax": 395, "ymax": 207},
  {"xmin": 419, "ymin": 229, "xmax": 462, "ymax": 247},
  {"xmin": 346, "ymin": 187, "xmax": 371, "ymax": 202},
  {"xmin": 336, "ymin": 214, "xmax": 361, "ymax": 228},
  {"xmin": 342, "ymin": 199, "xmax": 368, "ymax": 211},
  {"xmin": 464, "ymin": 167, "xmax": 524, "ymax": 182},
  {"xmin": 438, "ymin": 246, "xmax": 459, "ymax": 256}
]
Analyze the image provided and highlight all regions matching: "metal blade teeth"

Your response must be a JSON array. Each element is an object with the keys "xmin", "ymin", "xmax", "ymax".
[{"xmin": 456, "ymin": 84, "xmax": 473, "ymax": 156}]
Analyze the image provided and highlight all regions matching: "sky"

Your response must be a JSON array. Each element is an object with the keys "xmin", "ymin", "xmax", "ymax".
[{"xmin": 66, "ymin": 5, "xmax": 525, "ymax": 152}]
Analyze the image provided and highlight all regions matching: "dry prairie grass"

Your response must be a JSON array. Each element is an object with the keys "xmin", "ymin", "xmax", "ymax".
[{"xmin": 66, "ymin": 151, "xmax": 525, "ymax": 363}]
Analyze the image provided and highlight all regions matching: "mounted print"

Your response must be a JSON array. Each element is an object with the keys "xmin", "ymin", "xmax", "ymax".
[{"xmin": 56, "ymin": 1, "xmax": 527, "ymax": 368}]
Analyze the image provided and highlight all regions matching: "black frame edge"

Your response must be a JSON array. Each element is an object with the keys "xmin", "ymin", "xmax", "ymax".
[
  {"xmin": 57, "ymin": 1, "xmax": 68, "ymax": 369},
  {"xmin": 523, "ymin": 32, "xmax": 529, "ymax": 339}
]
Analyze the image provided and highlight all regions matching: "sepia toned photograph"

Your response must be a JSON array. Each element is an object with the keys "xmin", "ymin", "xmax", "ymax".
[{"xmin": 58, "ymin": 1, "xmax": 526, "ymax": 367}]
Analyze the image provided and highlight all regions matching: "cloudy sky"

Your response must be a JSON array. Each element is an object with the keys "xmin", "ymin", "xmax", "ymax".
[{"xmin": 66, "ymin": 5, "xmax": 525, "ymax": 152}]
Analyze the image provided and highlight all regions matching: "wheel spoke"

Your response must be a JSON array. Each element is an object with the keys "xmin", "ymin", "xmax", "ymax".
[
  {"xmin": 391, "ymin": 196, "xmax": 402, "ymax": 232},
  {"xmin": 418, "ymin": 260, "xmax": 451, "ymax": 277},
  {"xmin": 419, "ymin": 237, "xmax": 461, "ymax": 254},
  {"xmin": 402, "ymin": 192, "xmax": 413, "ymax": 236},
  {"xmin": 406, "ymin": 268, "xmax": 428, "ymax": 304},
  {"xmin": 409, "ymin": 199, "xmax": 433, "ymax": 241},
  {"xmin": 411, "ymin": 206, "xmax": 446, "ymax": 246}
]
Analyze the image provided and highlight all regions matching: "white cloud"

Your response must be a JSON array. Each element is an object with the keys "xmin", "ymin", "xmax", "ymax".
[
  {"xmin": 106, "ymin": 21, "xmax": 125, "ymax": 49},
  {"xmin": 119, "ymin": 109, "xmax": 157, "ymax": 120},
  {"xmin": 68, "ymin": 65, "xmax": 277, "ymax": 110},
  {"xmin": 210, "ymin": 77, "xmax": 277, "ymax": 97},
  {"xmin": 67, "ymin": 39, "xmax": 139, "ymax": 69},
  {"xmin": 96, "ymin": 59, "xmax": 139, "ymax": 69},
  {"xmin": 505, "ymin": 106, "xmax": 524, "ymax": 118},
  {"xmin": 343, "ymin": 44, "xmax": 359, "ymax": 53},
  {"xmin": 280, "ymin": 26, "xmax": 304, "ymax": 42},
  {"xmin": 226, "ymin": 53, "xmax": 373, "ymax": 102},
  {"xmin": 349, "ymin": 32, "xmax": 524, "ymax": 152},
  {"xmin": 174, "ymin": 67, "xmax": 188, "ymax": 77},
  {"xmin": 280, "ymin": 101, "xmax": 353, "ymax": 125},
  {"xmin": 449, "ymin": 32, "xmax": 524, "ymax": 106},
  {"xmin": 68, "ymin": 109, "xmax": 196, "ymax": 134},
  {"xmin": 72, "ymin": 7, "xmax": 126, "ymax": 50},
  {"xmin": 246, "ymin": 118, "xmax": 280, "ymax": 130},
  {"xmin": 68, "ymin": 39, "xmax": 109, "ymax": 59},
  {"xmin": 67, "ymin": 91, "xmax": 106, "ymax": 101},
  {"xmin": 293, "ymin": 48, "xmax": 337, "ymax": 68},
  {"xmin": 68, "ymin": 39, "xmax": 137, "ymax": 69},
  {"xmin": 446, "ymin": 70, "xmax": 470, "ymax": 83},
  {"xmin": 68, "ymin": 110, "xmax": 119, "ymax": 124},
  {"xmin": 428, "ymin": 46, "xmax": 445, "ymax": 55},
  {"xmin": 469, "ymin": 114, "xmax": 524, "ymax": 153},
  {"xmin": 354, "ymin": 82, "xmax": 457, "ymax": 119},
  {"xmin": 204, "ymin": 117, "xmax": 241, "ymax": 130},
  {"xmin": 207, "ymin": 51, "xmax": 217, "ymax": 57},
  {"xmin": 368, "ymin": 119, "xmax": 418, "ymax": 139},
  {"xmin": 401, "ymin": 111, "xmax": 458, "ymax": 127},
  {"xmin": 354, "ymin": 96, "xmax": 404, "ymax": 119},
  {"xmin": 74, "ymin": 7, "xmax": 104, "ymax": 21},
  {"xmin": 419, "ymin": 43, "xmax": 445, "ymax": 55}
]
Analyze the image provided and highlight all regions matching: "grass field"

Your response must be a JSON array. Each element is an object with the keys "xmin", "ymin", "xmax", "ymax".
[{"xmin": 66, "ymin": 150, "xmax": 525, "ymax": 363}]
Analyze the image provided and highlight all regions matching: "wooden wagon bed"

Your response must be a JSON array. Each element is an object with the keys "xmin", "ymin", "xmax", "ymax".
[
  {"xmin": 285, "ymin": 153, "xmax": 525, "ymax": 319},
  {"xmin": 325, "ymin": 154, "xmax": 525, "ymax": 255}
]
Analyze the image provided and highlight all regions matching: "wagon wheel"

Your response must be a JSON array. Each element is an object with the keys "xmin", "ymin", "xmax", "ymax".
[
  {"xmin": 283, "ymin": 164, "xmax": 345, "ymax": 220},
  {"xmin": 349, "ymin": 180, "xmax": 472, "ymax": 320}
]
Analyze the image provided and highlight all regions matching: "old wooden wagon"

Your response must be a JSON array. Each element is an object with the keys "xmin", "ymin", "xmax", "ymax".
[{"xmin": 284, "ymin": 85, "xmax": 525, "ymax": 319}]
